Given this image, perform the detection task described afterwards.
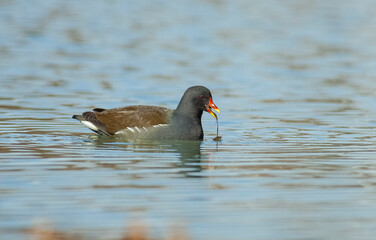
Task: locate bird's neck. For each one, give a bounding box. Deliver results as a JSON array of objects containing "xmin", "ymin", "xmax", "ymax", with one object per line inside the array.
[
  {"xmin": 173, "ymin": 110, "xmax": 202, "ymax": 126},
  {"xmin": 171, "ymin": 109, "xmax": 203, "ymax": 140},
  {"xmin": 171, "ymin": 100, "xmax": 204, "ymax": 140},
  {"xmin": 174, "ymin": 102, "xmax": 203, "ymax": 125}
]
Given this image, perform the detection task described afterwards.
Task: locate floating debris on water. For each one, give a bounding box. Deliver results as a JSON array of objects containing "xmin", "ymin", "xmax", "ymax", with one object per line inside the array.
[{"xmin": 212, "ymin": 112, "xmax": 222, "ymax": 142}]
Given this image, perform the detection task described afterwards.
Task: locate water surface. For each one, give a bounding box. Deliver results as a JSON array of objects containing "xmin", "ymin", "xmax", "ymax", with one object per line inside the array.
[{"xmin": 1, "ymin": 0, "xmax": 376, "ymax": 239}]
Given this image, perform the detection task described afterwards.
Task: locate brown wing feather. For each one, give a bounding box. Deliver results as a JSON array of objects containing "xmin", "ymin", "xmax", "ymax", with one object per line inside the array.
[
  {"xmin": 72, "ymin": 112, "xmax": 110, "ymax": 135},
  {"xmin": 82, "ymin": 111, "xmax": 110, "ymax": 135},
  {"xmin": 93, "ymin": 105, "xmax": 173, "ymax": 135}
]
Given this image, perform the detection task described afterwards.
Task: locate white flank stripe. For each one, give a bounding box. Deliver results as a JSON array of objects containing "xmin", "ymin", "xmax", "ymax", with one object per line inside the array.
[
  {"xmin": 114, "ymin": 130, "xmax": 126, "ymax": 135},
  {"xmin": 153, "ymin": 124, "xmax": 168, "ymax": 128},
  {"xmin": 81, "ymin": 121, "xmax": 98, "ymax": 131},
  {"xmin": 127, "ymin": 127, "xmax": 135, "ymax": 133},
  {"xmin": 115, "ymin": 124, "xmax": 169, "ymax": 135}
]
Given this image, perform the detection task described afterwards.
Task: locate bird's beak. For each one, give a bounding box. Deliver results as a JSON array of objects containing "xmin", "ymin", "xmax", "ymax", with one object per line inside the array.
[{"xmin": 206, "ymin": 97, "xmax": 220, "ymax": 119}]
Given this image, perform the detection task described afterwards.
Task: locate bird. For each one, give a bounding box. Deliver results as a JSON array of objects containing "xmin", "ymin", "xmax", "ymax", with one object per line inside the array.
[{"xmin": 72, "ymin": 86, "xmax": 220, "ymax": 140}]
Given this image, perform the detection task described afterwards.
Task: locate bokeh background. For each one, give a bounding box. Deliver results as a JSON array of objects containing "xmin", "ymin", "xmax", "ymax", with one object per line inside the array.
[{"xmin": 1, "ymin": 0, "xmax": 376, "ymax": 239}]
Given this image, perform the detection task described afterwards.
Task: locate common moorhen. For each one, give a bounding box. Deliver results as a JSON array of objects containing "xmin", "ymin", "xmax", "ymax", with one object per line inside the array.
[{"xmin": 72, "ymin": 86, "xmax": 220, "ymax": 140}]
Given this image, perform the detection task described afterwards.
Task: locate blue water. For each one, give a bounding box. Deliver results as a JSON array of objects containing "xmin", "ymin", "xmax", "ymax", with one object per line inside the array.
[{"xmin": 1, "ymin": 0, "xmax": 376, "ymax": 239}]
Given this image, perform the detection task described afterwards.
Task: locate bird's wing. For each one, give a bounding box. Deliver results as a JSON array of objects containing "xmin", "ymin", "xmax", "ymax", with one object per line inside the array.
[{"xmin": 93, "ymin": 105, "xmax": 173, "ymax": 135}]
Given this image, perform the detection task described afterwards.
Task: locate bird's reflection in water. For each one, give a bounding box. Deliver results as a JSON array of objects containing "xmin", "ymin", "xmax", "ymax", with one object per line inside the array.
[
  {"xmin": 170, "ymin": 140, "xmax": 203, "ymax": 176},
  {"xmin": 87, "ymin": 135, "xmax": 204, "ymax": 176}
]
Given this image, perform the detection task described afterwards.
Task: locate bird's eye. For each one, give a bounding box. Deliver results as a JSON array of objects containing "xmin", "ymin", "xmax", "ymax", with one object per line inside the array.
[{"xmin": 200, "ymin": 95, "xmax": 204, "ymax": 100}]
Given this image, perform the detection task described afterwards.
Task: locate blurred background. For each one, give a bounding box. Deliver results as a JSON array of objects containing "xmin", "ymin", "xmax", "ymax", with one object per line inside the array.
[{"xmin": 1, "ymin": 0, "xmax": 376, "ymax": 239}]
